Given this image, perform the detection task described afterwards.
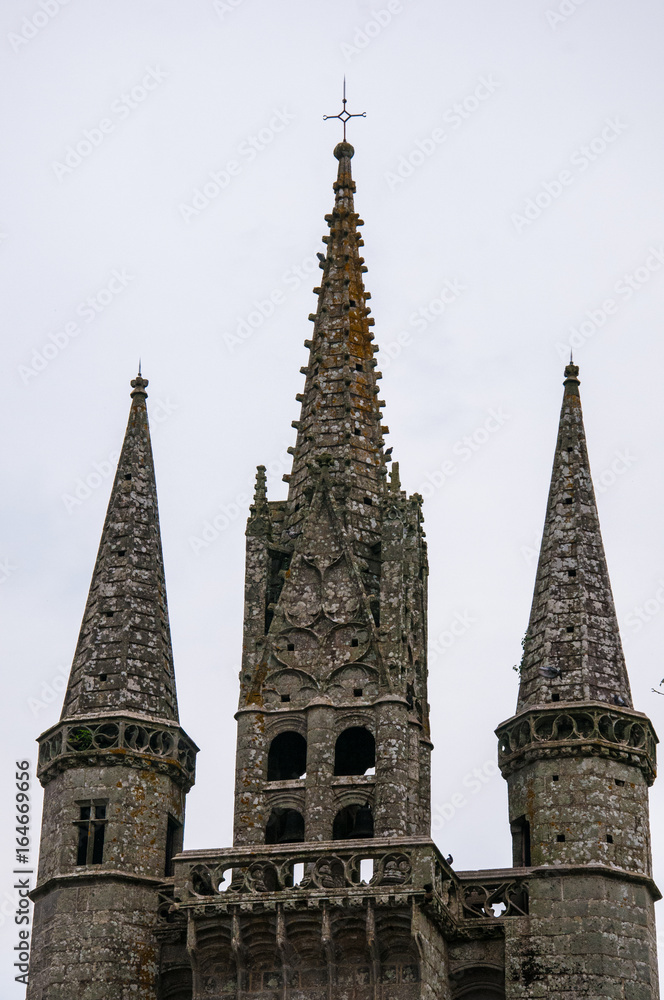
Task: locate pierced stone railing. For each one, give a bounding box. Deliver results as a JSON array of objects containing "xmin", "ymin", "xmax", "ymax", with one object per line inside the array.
[
  {"xmin": 457, "ymin": 873, "xmax": 529, "ymax": 919},
  {"xmin": 496, "ymin": 703, "xmax": 657, "ymax": 784},
  {"xmin": 172, "ymin": 839, "xmax": 529, "ymax": 926},
  {"xmin": 37, "ymin": 715, "xmax": 197, "ymax": 789}
]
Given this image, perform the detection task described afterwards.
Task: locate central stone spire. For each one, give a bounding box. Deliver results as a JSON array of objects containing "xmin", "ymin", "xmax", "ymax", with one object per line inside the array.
[{"xmin": 282, "ymin": 142, "xmax": 387, "ymax": 554}]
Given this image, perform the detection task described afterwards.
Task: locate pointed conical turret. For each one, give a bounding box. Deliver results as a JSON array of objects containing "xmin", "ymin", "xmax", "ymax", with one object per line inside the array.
[
  {"xmin": 61, "ymin": 373, "xmax": 178, "ymax": 722},
  {"xmin": 517, "ymin": 363, "xmax": 632, "ymax": 710},
  {"xmin": 282, "ymin": 141, "xmax": 386, "ymax": 547}
]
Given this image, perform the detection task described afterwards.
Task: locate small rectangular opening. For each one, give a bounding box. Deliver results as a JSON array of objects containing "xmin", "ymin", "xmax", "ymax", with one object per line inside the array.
[
  {"xmin": 117, "ymin": 550, "xmax": 125, "ymax": 557},
  {"xmin": 351, "ymin": 638, "xmax": 359, "ymax": 647},
  {"xmin": 552, "ymin": 694, "xmax": 560, "ymax": 702},
  {"xmin": 364, "ymin": 497, "xmax": 372, "ymax": 505},
  {"xmin": 76, "ymin": 801, "xmax": 107, "ymax": 866},
  {"xmin": 353, "ymin": 688, "xmax": 363, "ymax": 697},
  {"xmin": 287, "ymin": 643, "xmax": 295, "ymax": 651},
  {"xmin": 606, "ymin": 834, "xmax": 613, "ymax": 844},
  {"xmin": 281, "ymin": 694, "xmax": 291, "ymax": 703},
  {"xmin": 552, "ymin": 775, "xmax": 559, "ymax": 782},
  {"xmin": 566, "ymin": 626, "xmax": 574, "ymax": 633},
  {"xmin": 165, "ymin": 816, "xmax": 183, "ymax": 877},
  {"xmin": 510, "ymin": 815, "xmax": 531, "ymax": 867},
  {"xmin": 292, "ymin": 862, "xmax": 305, "ymax": 886},
  {"xmin": 615, "ymin": 778, "xmax": 625, "ymax": 787},
  {"xmin": 99, "ymin": 674, "xmax": 107, "ymax": 682},
  {"xmin": 354, "ymin": 427, "xmax": 361, "ymax": 435},
  {"xmin": 105, "ymin": 611, "xmax": 114, "ymax": 618},
  {"xmin": 556, "ymin": 834, "xmax": 566, "ymax": 843},
  {"xmin": 124, "ymin": 473, "xmax": 132, "ymax": 481},
  {"xmin": 564, "ymin": 498, "xmax": 573, "ymax": 505},
  {"xmin": 359, "ymin": 858, "xmax": 374, "ymax": 883},
  {"xmin": 568, "ymin": 569, "xmax": 576, "ymax": 577},
  {"xmin": 355, "ymin": 364, "xmax": 363, "ymax": 372}
]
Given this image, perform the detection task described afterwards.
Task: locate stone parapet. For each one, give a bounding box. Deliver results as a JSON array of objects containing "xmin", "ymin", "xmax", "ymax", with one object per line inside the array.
[
  {"xmin": 36, "ymin": 712, "xmax": 198, "ymax": 790},
  {"xmin": 496, "ymin": 702, "xmax": 657, "ymax": 784},
  {"xmin": 172, "ymin": 839, "xmax": 531, "ymax": 931}
]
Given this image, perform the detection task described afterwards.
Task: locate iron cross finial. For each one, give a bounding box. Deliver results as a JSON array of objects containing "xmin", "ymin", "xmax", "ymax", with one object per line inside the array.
[{"xmin": 323, "ymin": 78, "xmax": 366, "ymax": 141}]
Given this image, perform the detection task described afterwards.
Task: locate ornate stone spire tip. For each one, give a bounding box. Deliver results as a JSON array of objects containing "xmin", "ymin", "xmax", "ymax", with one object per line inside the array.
[
  {"xmin": 130, "ymin": 372, "xmax": 149, "ymax": 399},
  {"xmin": 563, "ymin": 362, "xmax": 580, "ymax": 394},
  {"xmin": 334, "ymin": 141, "xmax": 355, "ymax": 160}
]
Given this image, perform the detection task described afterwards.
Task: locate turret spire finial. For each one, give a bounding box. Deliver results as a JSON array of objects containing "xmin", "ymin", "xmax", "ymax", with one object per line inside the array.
[
  {"xmin": 130, "ymin": 370, "xmax": 149, "ymax": 399},
  {"xmin": 323, "ymin": 77, "xmax": 366, "ymax": 142}
]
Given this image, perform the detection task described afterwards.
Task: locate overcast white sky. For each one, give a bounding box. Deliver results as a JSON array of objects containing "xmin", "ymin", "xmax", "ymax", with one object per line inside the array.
[{"xmin": 2, "ymin": 0, "xmax": 664, "ymax": 992}]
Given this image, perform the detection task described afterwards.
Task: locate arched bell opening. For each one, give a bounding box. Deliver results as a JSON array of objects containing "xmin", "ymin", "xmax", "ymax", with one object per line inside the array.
[
  {"xmin": 333, "ymin": 803, "xmax": 374, "ymax": 840},
  {"xmin": 265, "ymin": 807, "xmax": 305, "ymax": 845},
  {"xmin": 334, "ymin": 726, "xmax": 375, "ymax": 776},
  {"xmin": 266, "ymin": 731, "xmax": 307, "ymax": 781},
  {"xmin": 449, "ymin": 964, "xmax": 505, "ymax": 999}
]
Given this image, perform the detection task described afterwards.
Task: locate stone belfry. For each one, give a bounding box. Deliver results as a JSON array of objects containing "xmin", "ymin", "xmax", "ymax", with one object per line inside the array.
[
  {"xmin": 28, "ymin": 375, "xmax": 197, "ymax": 1000},
  {"xmin": 233, "ymin": 139, "xmax": 431, "ymax": 849}
]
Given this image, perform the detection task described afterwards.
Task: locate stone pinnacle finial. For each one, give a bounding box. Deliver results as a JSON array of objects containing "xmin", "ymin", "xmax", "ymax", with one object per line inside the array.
[
  {"xmin": 390, "ymin": 462, "xmax": 401, "ymax": 494},
  {"xmin": 253, "ymin": 465, "xmax": 267, "ymax": 505},
  {"xmin": 563, "ymin": 361, "xmax": 580, "ymax": 396},
  {"xmin": 130, "ymin": 372, "xmax": 149, "ymax": 399},
  {"xmin": 334, "ymin": 141, "xmax": 355, "ymax": 160}
]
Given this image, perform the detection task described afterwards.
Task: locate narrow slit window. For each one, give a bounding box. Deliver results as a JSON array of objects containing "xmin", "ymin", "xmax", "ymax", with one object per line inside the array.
[
  {"xmin": 510, "ymin": 815, "xmax": 531, "ymax": 867},
  {"xmin": 606, "ymin": 834, "xmax": 613, "ymax": 844},
  {"xmin": 75, "ymin": 802, "xmax": 107, "ymax": 866},
  {"xmin": 351, "ymin": 638, "xmax": 359, "ymax": 647},
  {"xmin": 165, "ymin": 816, "xmax": 183, "ymax": 876}
]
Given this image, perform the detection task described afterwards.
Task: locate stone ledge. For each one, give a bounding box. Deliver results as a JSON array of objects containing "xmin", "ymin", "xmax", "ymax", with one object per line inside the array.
[{"xmin": 30, "ymin": 868, "xmax": 168, "ymax": 902}]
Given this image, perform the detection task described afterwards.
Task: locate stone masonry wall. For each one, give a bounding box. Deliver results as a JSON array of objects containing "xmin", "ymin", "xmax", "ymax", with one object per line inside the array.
[
  {"xmin": 507, "ymin": 756, "xmax": 652, "ymax": 874},
  {"xmin": 503, "ymin": 873, "xmax": 660, "ymax": 999}
]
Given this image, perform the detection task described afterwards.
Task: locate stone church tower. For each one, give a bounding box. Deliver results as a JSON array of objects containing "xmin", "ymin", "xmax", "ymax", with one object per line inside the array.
[{"xmin": 27, "ymin": 142, "xmax": 659, "ymax": 998}]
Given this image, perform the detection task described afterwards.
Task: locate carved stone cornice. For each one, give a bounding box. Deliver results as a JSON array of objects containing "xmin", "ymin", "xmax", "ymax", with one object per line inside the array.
[
  {"xmin": 495, "ymin": 702, "xmax": 657, "ymax": 785},
  {"xmin": 36, "ymin": 715, "xmax": 198, "ymax": 790}
]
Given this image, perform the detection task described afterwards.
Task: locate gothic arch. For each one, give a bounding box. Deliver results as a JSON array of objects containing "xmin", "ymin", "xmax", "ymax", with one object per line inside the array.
[
  {"xmin": 334, "ymin": 726, "xmax": 375, "ymax": 776},
  {"xmin": 450, "ymin": 964, "xmax": 505, "ymax": 999},
  {"xmin": 266, "ymin": 730, "xmax": 307, "ymax": 781}
]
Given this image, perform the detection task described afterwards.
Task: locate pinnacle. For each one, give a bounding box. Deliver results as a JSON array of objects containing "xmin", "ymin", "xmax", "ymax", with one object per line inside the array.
[
  {"xmin": 517, "ymin": 364, "xmax": 632, "ymax": 710},
  {"xmin": 61, "ymin": 374, "xmax": 179, "ymax": 723}
]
